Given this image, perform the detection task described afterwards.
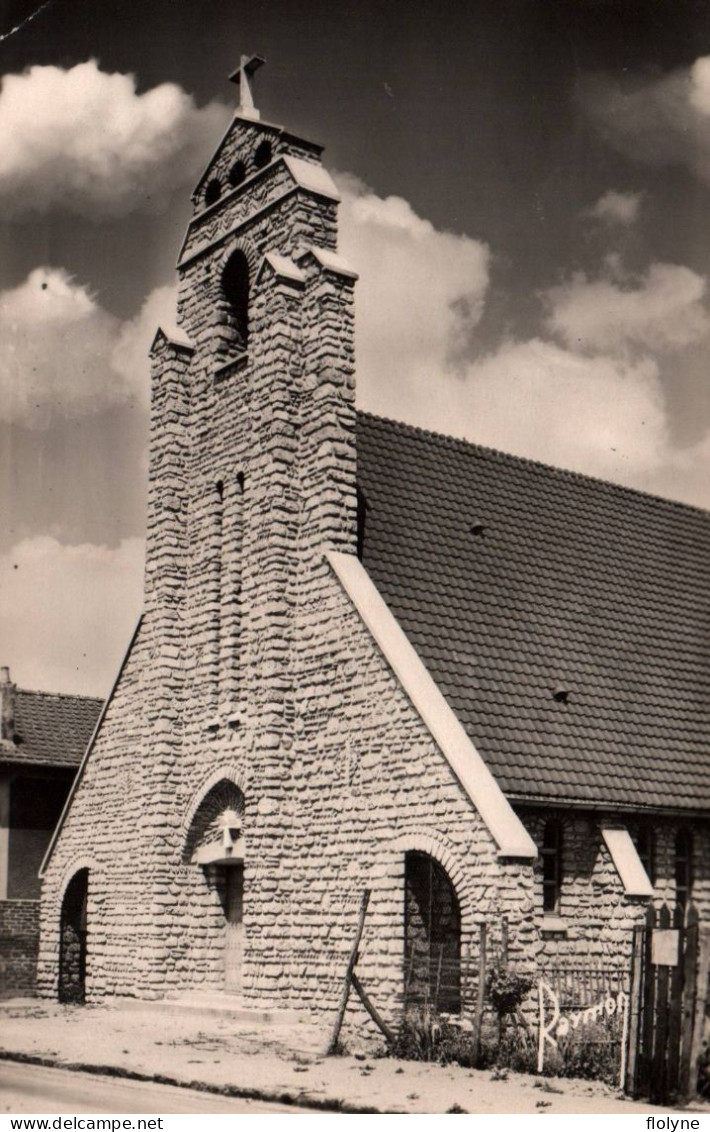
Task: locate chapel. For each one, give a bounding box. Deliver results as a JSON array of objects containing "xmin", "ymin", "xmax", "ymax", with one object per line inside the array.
[{"xmin": 37, "ymin": 60, "xmax": 710, "ymax": 1030}]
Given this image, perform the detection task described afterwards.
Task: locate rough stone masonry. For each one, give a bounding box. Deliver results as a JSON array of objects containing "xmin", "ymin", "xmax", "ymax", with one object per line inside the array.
[{"xmin": 36, "ymin": 61, "xmax": 709, "ymax": 1040}]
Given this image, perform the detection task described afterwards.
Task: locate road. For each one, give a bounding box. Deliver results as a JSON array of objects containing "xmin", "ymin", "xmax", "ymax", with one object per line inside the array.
[{"xmin": 0, "ymin": 1061, "xmax": 312, "ymax": 1114}]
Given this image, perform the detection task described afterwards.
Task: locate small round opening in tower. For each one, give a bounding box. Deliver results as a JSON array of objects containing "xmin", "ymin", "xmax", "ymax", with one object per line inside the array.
[
  {"xmin": 253, "ymin": 140, "xmax": 272, "ymax": 170},
  {"xmin": 205, "ymin": 178, "xmax": 222, "ymax": 207},
  {"xmin": 228, "ymin": 159, "xmax": 247, "ymax": 188}
]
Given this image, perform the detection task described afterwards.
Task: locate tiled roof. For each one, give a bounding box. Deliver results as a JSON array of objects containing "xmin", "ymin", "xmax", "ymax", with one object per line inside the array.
[
  {"xmin": 6, "ymin": 689, "xmax": 103, "ymax": 768},
  {"xmin": 356, "ymin": 412, "xmax": 710, "ymax": 812}
]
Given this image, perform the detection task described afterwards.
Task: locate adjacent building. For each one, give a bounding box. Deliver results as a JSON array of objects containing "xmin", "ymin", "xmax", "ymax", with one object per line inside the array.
[{"xmin": 0, "ymin": 667, "xmax": 101, "ymax": 996}]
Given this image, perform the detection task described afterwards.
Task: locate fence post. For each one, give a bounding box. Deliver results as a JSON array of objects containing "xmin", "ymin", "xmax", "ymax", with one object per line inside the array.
[
  {"xmin": 537, "ymin": 979, "xmax": 546, "ymax": 1074},
  {"xmin": 327, "ymin": 888, "xmax": 371, "ymax": 1055},
  {"xmin": 434, "ymin": 944, "xmax": 444, "ymax": 1008},
  {"xmin": 688, "ymin": 923, "xmax": 710, "ymax": 1102},
  {"xmin": 639, "ymin": 903, "xmax": 656, "ymax": 1099},
  {"xmin": 651, "ymin": 904, "xmax": 672, "ymax": 1104},
  {"xmin": 403, "ymin": 943, "xmax": 414, "ymax": 1013},
  {"xmin": 472, "ymin": 922, "xmax": 487, "ymax": 1065},
  {"xmin": 679, "ymin": 904, "xmax": 699, "ymax": 1101},
  {"xmin": 626, "ymin": 925, "xmax": 644, "ymax": 1096},
  {"xmin": 666, "ymin": 904, "xmax": 685, "ymax": 1098},
  {"xmin": 619, "ymin": 983, "xmax": 630, "ymax": 1090}
]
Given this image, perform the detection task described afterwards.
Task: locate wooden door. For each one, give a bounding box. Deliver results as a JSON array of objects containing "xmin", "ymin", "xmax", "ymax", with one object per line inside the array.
[{"xmin": 223, "ymin": 864, "xmax": 244, "ymax": 994}]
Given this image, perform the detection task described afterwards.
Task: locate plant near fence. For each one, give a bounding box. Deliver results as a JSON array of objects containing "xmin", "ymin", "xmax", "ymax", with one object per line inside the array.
[
  {"xmin": 393, "ymin": 1005, "xmax": 479, "ymax": 1067},
  {"xmin": 551, "ymin": 1017, "xmax": 624, "ymax": 1085},
  {"xmin": 392, "ymin": 930, "xmax": 629, "ymax": 1087},
  {"xmin": 536, "ymin": 966, "xmax": 630, "ymax": 1087},
  {"xmin": 394, "ymin": 921, "xmax": 537, "ymax": 1069},
  {"xmin": 486, "ymin": 966, "xmax": 534, "ymax": 1015}
]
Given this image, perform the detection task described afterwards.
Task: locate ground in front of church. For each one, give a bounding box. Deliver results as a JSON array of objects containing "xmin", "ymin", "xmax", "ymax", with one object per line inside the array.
[{"xmin": 0, "ymin": 999, "xmax": 691, "ymax": 1114}]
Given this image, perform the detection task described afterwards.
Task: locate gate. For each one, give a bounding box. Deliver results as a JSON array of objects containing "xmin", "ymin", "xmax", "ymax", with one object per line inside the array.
[{"xmin": 626, "ymin": 903, "xmax": 699, "ymax": 1105}]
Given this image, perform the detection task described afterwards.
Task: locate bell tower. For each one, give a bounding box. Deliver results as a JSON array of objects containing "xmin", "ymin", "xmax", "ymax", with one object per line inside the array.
[{"xmin": 146, "ymin": 57, "xmax": 359, "ymax": 748}]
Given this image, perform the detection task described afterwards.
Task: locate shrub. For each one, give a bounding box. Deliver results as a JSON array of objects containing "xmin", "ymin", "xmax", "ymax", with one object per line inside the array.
[
  {"xmin": 394, "ymin": 1006, "xmax": 477, "ymax": 1065},
  {"xmin": 486, "ymin": 966, "xmax": 534, "ymax": 1016},
  {"xmin": 392, "ymin": 978, "xmax": 622, "ymax": 1088}
]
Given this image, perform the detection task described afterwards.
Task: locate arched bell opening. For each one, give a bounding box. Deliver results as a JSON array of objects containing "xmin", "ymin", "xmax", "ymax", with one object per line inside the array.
[
  {"xmin": 58, "ymin": 868, "xmax": 89, "ymax": 1004},
  {"xmin": 404, "ymin": 851, "xmax": 461, "ymax": 1014},
  {"xmin": 221, "ymin": 249, "xmax": 250, "ymax": 353}
]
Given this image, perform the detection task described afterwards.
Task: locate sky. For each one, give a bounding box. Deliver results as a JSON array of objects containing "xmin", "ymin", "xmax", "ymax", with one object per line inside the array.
[{"xmin": 1, "ymin": 0, "xmax": 710, "ymax": 696}]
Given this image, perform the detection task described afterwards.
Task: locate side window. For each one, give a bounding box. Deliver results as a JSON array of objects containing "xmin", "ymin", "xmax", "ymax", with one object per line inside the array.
[
  {"xmin": 541, "ymin": 820, "xmax": 563, "ymax": 914},
  {"xmin": 675, "ymin": 828, "xmax": 693, "ymax": 912},
  {"xmin": 635, "ymin": 824, "xmax": 656, "ymax": 886}
]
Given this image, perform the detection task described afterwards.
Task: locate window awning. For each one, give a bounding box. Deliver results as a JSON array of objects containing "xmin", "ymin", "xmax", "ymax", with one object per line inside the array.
[{"xmin": 601, "ymin": 827, "xmax": 655, "ymax": 897}]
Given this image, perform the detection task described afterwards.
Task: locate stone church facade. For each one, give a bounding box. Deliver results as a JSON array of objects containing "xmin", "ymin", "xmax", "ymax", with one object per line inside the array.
[{"xmin": 37, "ymin": 61, "xmax": 710, "ymax": 1030}]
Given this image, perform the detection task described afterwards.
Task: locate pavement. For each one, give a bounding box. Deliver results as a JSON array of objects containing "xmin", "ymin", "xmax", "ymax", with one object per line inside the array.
[
  {"xmin": 0, "ymin": 1061, "xmax": 310, "ymax": 1114},
  {"xmin": 0, "ymin": 997, "xmax": 692, "ymax": 1115}
]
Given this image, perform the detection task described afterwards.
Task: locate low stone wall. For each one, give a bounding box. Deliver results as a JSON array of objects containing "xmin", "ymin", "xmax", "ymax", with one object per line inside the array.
[{"xmin": 0, "ymin": 899, "xmax": 40, "ymax": 998}]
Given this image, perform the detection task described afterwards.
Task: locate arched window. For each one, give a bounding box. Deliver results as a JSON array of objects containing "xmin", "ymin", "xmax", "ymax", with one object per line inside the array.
[
  {"xmin": 204, "ymin": 178, "xmax": 222, "ymax": 207},
  {"xmin": 675, "ymin": 829, "xmax": 693, "ymax": 912},
  {"xmin": 404, "ymin": 851, "xmax": 461, "ymax": 1013},
  {"xmin": 58, "ymin": 869, "xmax": 89, "ymax": 1004},
  {"xmin": 541, "ymin": 821, "xmax": 563, "ymax": 914},
  {"xmin": 228, "ymin": 159, "xmax": 247, "ymax": 188},
  {"xmin": 222, "ymin": 250, "xmax": 250, "ymax": 352},
  {"xmin": 253, "ymin": 139, "xmax": 272, "ymax": 169}
]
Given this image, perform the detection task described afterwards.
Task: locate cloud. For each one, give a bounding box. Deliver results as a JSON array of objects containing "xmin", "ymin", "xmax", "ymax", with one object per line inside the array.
[
  {"xmin": 0, "ymin": 267, "xmax": 178, "ymax": 427},
  {"xmin": 336, "ymin": 177, "xmax": 710, "ymax": 504},
  {"xmin": 360, "ymin": 333, "xmax": 667, "ymax": 487},
  {"xmin": 587, "ymin": 190, "xmax": 642, "ymax": 225},
  {"xmin": 544, "ymin": 262, "xmax": 710, "ymax": 355},
  {"xmin": 457, "ymin": 340, "xmax": 668, "ymax": 483},
  {"xmin": 0, "ymin": 60, "xmax": 230, "ymax": 216},
  {"xmin": 337, "ymin": 175, "xmax": 490, "ymax": 400},
  {"xmin": 580, "ymin": 56, "xmax": 710, "ymax": 185},
  {"xmin": 0, "ymin": 536, "xmax": 144, "ymax": 696},
  {"xmin": 111, "ymin": 283, "xmax": 180, "ymax": 403}
]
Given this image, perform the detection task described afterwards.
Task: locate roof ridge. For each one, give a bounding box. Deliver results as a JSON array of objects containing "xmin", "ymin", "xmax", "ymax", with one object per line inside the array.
[
  {"xmin": 355, "ymin": 409, "xmax": 710, "ymax": 520},
  {"xmin": 15, "ymin": 687, "xmax": 104, "ymax": 704}
]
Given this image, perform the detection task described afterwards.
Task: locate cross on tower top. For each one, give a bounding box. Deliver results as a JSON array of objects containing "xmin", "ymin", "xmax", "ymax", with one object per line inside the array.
[{"xmin": 229, "ymin": 54, "xmax": 265, "ymax": 121}]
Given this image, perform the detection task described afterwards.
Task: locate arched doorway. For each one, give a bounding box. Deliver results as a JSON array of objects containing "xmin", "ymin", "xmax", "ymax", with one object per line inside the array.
[
  {"xmin": 404, "ymin": 851, "xmax": 461, "ymax": 1013},
  {"xmin": 184, "ymin": 780, "xmax": 245, "ymax": 993},
  {"xmin": 58, "ymin": 869, "xmax": 88, "ymax": 1004}
]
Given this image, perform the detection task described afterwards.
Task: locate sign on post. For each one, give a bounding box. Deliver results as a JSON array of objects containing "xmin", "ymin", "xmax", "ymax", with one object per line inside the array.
[{"xmin": 651, "ymin": 929, "xmax": 679, "ymax": 967}]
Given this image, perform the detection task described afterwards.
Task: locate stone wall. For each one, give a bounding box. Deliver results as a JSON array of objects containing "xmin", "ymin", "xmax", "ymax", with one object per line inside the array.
[
  {"xmin": 0, "ymin": 899, "xmax": 40, "ymax": 998},
  {"xmin": 520, "ymin": 808, "xmax": 710, "ymax": 970}
]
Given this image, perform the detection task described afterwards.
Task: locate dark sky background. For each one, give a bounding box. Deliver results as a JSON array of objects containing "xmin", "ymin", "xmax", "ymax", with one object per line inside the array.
[
  {"xmin": 1, "ymin": 0, "xmax": 710, "ymax": 692},
  {"xmin": 1, "ymin": 0, "xmax": 709, "ymax": 318}
]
